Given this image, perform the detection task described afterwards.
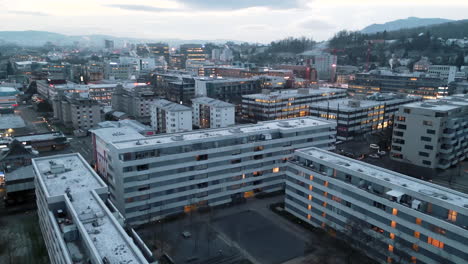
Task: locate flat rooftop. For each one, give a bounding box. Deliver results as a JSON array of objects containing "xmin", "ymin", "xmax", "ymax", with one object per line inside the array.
[
  {"xmin": 0, "ymin": 115, "xmax": 26, "ymax": 129},
  {"xmin": 109, "ymin": 117, "xmax": 334, "ymax": 150},
  {"xmin": 14, "ymin": 132, "xmax": 66, "ymax": 142},
  {"xmin": 243, "ymin": 88, "xmax": 345, "ymax": 100},
  {"xmin": 311, "ymin": 96, "xmax": 419, "ymax": 111},
  {"xmin": 402, "ymin": 95, "xmax": 468, "ymax": 112},
  {"xmin": 296, "ymin": 147, "xmax": 468, "ymax": 210},
  {"xmin": 33, "ymin": 153, "xmax": 105, "ymax": 197},
  {"xmin": 195, "ymin": 77, "xmax": 257, "ymax": 83},
  {"xmin": 153, "ymin": 99, "xmax": 192, "ymax": 112},
  {"xmin": 33, "ymin": 153, "xmax": 148, "ymax": 264},
  {"xmin": 192, "ymin": 97, "xmax": 234, "ymax": 108}
]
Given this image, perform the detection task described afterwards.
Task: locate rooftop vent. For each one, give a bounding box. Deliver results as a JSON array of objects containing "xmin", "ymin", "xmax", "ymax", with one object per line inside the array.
[
  {"xmin": 348, "ymin": 100, "xmax": 361, "ymax": 108},
  {"xmin": 50, "ymin": 162, "xmax": 66, "ymax": 174},
  {"xmin": 278, "ymin": 121, "xmax": 291, "ymax": 128},
  {"xmin": 229, "ymin": 127, "xmax": 242, "ymax": 134}
]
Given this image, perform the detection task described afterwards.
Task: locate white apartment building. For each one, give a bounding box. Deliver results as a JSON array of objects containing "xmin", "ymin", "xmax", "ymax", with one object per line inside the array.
[
  {"xmin": 310, "ymin": 94, "xmax": 422, "ymax": 141},
  {"xmin": 33, "ymin": 153, "xmax": 153, "ymax": 264},
  {"xmin": 192, "ymin": 97, "xmax": 235, "ymax": 129},
  {"xmin": 91, "ymin": 117, "xmax": 336, "ymax": 224},
  {"xmin": 428, "ymin": 65, "xmax": 457, "ymax": 84},
  {"xmin": 150, "ymin": 99, "xmax": 192, "ymax": 133},
  {"xmin": 286, "ymin": 147, "xmax": 468, "ymax": 264},
  {"xmin": 391, "ymin": 95, "xmax": 468, "ymax": 169},
  {"xmin": 242, "ymin": 88, "xmax": 347, "ymax": 122}
]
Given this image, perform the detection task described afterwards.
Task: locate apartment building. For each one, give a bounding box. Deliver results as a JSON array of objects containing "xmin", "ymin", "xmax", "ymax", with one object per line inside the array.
[
  {"xmin": 151, "ymin": 99, "xmax": 192, "ymax": 133},
  {"xmin": 36, "ymin": 79, "xmax": 79, "ymax": 102},
  {"xmin": 152, "ymin": 71, "xmax": 196, "ymax": 105},
  {"xmin": 428, "ymin": 65, "xmax": 457, "ymax": 84},
  {"xmin": 52, "ymin": 93, "xmax": 102, "ymax": 131},
  {"xmin": 192, "ymin": 97, "xmax": 235, "ymax": 129},
  {"xmin": 391, "ymin": 95, "xmax": 468, "ymax": 169},
  {"xmin": 285, "ymin": 147, "xmax": 468, "ymax": 264},
  {"xmin": 309, "ymin": 94, "xmax": 422, "ymax": 141},
  {"xmin": 88, "ymin": 83, "xmax": 117, "ymax": 106},
  {"xmin": 180, "ymin": 44, "xmax": 205, "ymax": 66},
  {"xmin": 91, "ymin": 117, "xmax": 336, "ymax": 224},
  {"xmin": 349, "ymin": 71, "xmax": 450, "ymax": 99},
  {"xmin": 194, "ymin": 77, "xmax": 261, "ymax": 104},
  {"xmin": 33, "ymin": 153, "xmax": 153, "ymax": 264},
  {"xmin": 111, "ymin": 84, "xmax": 157, "ymax": 124},
  {"xmin": 242, "ymin": 88, "xmax": 347, "ymax": 122}
]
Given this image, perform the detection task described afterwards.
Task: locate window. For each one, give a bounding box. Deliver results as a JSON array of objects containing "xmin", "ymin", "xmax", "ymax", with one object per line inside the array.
[
  {"xmin": 390, "ymin": 221, "xmax": 397, "ymax": 228},
  {"xmin": 396, "ymin": 116, "xmax": 406, "ymax": 122},
  {"xmin": 272, "ymin": 167, "xmax": 280, "ymax": 173},
  {"xmin": 448, "ymin": 210, "xmax": 457, "ymax": 222},
  {"xmin": 136, "ymin": 164, "xmax": 149, "ymax": 171},
  {"xmin": 392, "ymin": 208, "xmax": 398, "ymax": 215},
  {"xmin": 423, "ymin": 120, "xmax": 433, "ymax": 126},
  {"xmin": 422, "ymin": 160, "xmax": 431, "ymax": 166},
  {"xmin": 388, "ymin": 245, "xmax": 394, "ymax": 252},
  {"xmin": 427, "ymin": 237, "xmax": 444, "ymax": 248},
  {"xmin": 389, "ymin": 233, "xmax": 395, "ymax": 240},
  {"xmin": 196, "ymin": 154, "xmax": 208, "ymax": 161},
  {"xmin": 404, "ymin": 108, "xmax": 411, "ymax": 114},
  {"xmin": 419, "ymin": 152, "xmax": 429, "ymax": 157},
  {"xmin": 324, "ymin": 181, "xmax": 329, "ymax": 187},
  {"xmin": 373, "ymin": 201, "xmax": 386, "ymax": 210},
  {"xmin": 415, "ymin": 218, "xmax": 422, "ymax": 225},
  {"xmin": 254, "ymin": 146, "xmax": 264, "ymax": 152},
  {"xmin": 421, "ymin": 136, "xmax": 431, "ymax": 142},
  {"xmin": 424, "ymin": 145, "xmax": 433, "ymax": 150},
  {"xmin": 414, "ymin": 231, "xmax": 420, "ymax": 239},
  {"xmin": 427, "ymin": 129, "xmax": 435, "ymax": 134},
  {"xmin": 412, "ymin": 244, "xmax": 419, "ymax": 251}
]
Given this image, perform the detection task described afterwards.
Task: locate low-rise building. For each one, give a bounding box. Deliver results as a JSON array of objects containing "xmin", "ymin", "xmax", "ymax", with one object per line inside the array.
[
  {"xmin": 428, "ymin": 65, "xmax": 457, "ymax": 84},
  {"xmin": 151, "ymin": 99, "xmax": 192, "ymax": 133},
  {"xmin": 310, "ymin": 94, "xmax": 422, "ymax": 141},
  {"xmin": 242, "ymin": 88, "xmax": 347, "ymax": 122},
  {"xmin": 286, "ymin": 147, "xmax": 468, "ymax": 264},
  {"xmin": 194, "ymin": 77, "xmax": 261, "ymax": 104},
  {"xmin": 33, "ymin": 153, "xmax": 154, "ymax": 264},
  {"xmin": 92, "ymin": 117, "xmax": 336, "ymax": 224},
  {"xmin": 14, "ymin": 132, "xmax": 68, "ymax": 152},
  {"xmin": 192, "ymin": 97, "xmax": 235, "ymax": 129},
  {"xmin": 391, "ymin": 95, "xmax": 468, "ymax": 169}
]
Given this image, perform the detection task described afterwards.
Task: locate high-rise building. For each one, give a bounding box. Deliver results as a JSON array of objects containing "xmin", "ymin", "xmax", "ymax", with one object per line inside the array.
[
  {"xmin": 285, "ymin": 147, "xmax": 468, "ymax": 264},
  {"xmin": 391, "ymin": 95, "xmax": 468, "ymax": 169},
  {"xmin": 33, "ymin": 153, "xmax": 154, "ymax": 264},
  {"xmin": 92, "ymin": 117, "xmax": 336, "ymax": 224},
  {"xmin": 241, "ymin": 88, "xmax": 347, "ymax": 122},
  {"xmin": 300, "ymin": 52, "xmax": 337, "ymax": 81},
  {"xmin": 151, "ymin": 99, "xmax": 193, "ymax": 133},
  {"xmin": 146, "ymin": 43, "xmax": 170, "ymax": 63},
  {"xmin": 52, "ymin": 93, "xmax": 102, "ymax": 131},
  {"xmin": 180, "ymin": 44, "xmax": 205, "ymax": 67},
  {"xmin": 192, "ymin": 97, "xmax": 235, "ymax": 129}
]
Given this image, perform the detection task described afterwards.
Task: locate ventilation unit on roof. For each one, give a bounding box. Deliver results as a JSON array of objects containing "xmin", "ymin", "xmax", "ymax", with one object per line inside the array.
[
  {"xmin": 278, "ymin": 121, "xmax": 291, "ymax": 128},
  {"xmin": 229, "ymin": 127, "xmax": 242, "ymax": 134},
  {"xmin": 171, "ymin": 135, "xmax": 184, "ymax": 141}
]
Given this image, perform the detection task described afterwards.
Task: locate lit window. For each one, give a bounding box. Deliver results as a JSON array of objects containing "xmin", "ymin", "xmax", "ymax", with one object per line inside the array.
[
  {"xmin": 427, "ymin": 237, "xmax": 444, "ymax": 249},
  {"xmin": 391, "ymin": 221, "xmax": 397, "ymax": 228},
  {"xmin": 389, "ymin": 233, "xmax": 395, "ymax": 240},
  {"xmin": 387, "ymin": 257, "xmax": 392, "ymax": 263},
  {"xmin": 322, "ymin": 212, "xmax": 326, "ymax": 217},
  {"xmin": 272, "ymin": 167, "xmax": 280, "ymax": 173},
  {"xmin": 308, "ymin": 195, "xmax": 312, "ymax": 200},
  {"xmin": 448, "ymin": 210, "xmax": 457, "ymax": 222},
  {"xmin": 392, "ymin": 208, "xmax": 398, "ymax": 215},
  {"xmin": 388, "ymin": 245, "xmax": 394, "ymax": 252},
  {"xmin": 322, "ymin": 202, "xmax": 327, "ymax": 207},
  {"xmin": 309, "ymin": 185, "xmax": 313, "ymax": 191},
  {"xmin": 411, "ymin": 257, "xmax": 417, "ymax": 264},
  {"xmin": 323, "ymin": 192, "xmax": 328, "ymax": 197},
  {"xmin": 308, "ymin": 204, "xmax": 312, "ymax": 210},
  {"xmin": 307, "ymin": 214, "xmax": 311, "ymax": 220},
  {"xmin": 324, "ymin": 181, "xmax": 329, "ymax": 187},
  {"xmin": 414, "ymin": 231, "xmax": 420, "ymax": 239},
  {"xmin": 309, "ymin": 175, "xmax": 314, "ymax": 181},
  {"xmin": 415, "ymin": 218, "xmax": 422, "ymax": 225},
  {"xmin": 412, "ymin": 244, "xmax": 419, "ymax": 251}
]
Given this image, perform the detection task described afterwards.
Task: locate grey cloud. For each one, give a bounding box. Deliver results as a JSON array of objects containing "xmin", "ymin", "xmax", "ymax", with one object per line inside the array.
[
  {"xmin": 299, "ymin": 18, "xmax": 335, "ymax": 31},
  {"xmin": 9, "ymin": 10, "xmax": 50, "ymax": 16},
  {"xmin": 177, "ymin": 0, "xmax": 302, "ymax": 10},
  {"xmin": 105, "ymin": 4, "xmax": 176, "ymax": 13}
]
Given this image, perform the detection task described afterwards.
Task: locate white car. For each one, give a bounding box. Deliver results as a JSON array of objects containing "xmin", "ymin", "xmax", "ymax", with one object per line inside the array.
[
  {"xmin": 377, "ymin": 151, "xmax": 386, "ymax": 156},
  {"xmin": 369, "ymin": 154, "xmax": 380, "ymax": 159},
  {"xmin": 369, "ymin": 144, "xmax": 379, "ymax": 150}
]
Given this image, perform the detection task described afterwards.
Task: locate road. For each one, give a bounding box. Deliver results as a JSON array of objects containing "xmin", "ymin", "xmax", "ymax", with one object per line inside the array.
[{"xmin": 14, "ymin": 105, "xmax": 51, "ymax": 135}]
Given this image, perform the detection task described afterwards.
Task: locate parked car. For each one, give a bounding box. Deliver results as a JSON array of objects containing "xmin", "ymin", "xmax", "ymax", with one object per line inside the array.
[
  {"xmin": 377, "ymin": 151, "xmax": 386, "ymax": 156},
  {"xmin": 369, "ymin": 154, "xmax": 380, "ymax": 159}
]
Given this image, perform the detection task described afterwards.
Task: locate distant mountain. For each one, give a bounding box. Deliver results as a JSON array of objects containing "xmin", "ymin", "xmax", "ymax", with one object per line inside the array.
[
  {"xmin": 361, "ymin": 17, "xmax": 454, "ymax": 34},
  {"xmin": 0, "ymin": 30, "xmax": 238, "ymax": 47}
]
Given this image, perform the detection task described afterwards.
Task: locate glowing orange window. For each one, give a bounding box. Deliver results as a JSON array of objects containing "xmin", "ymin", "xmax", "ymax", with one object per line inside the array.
[
  {"xmin": 391, "ymin": 221, "xmax": 397, "ymax": 228},
  {"xmin": 309, "ymin": 175, "xmax": 314, "ymax": 181},
  {"xmin": 323, "ymin": 192, "xmax": 328, "ymax": 197},
  {"xmin": 324, "ymin": 181, "xmax": 329, "ymax": 187},
  {"xmin": 412, "ymin": 244, "xmax": 419, "ymax": 251},
  {"xmin": 387, "ymin": 256, "xmax": 392, "ymax": 263},
  {"xmin": 415, "ymin": 218, "xmax": 422, "ymax": 225},
  {"xmin": 309, "ymin": 185, "xmax": 313, "ymax": 191},
  {"xmin": 411, "ymin": 257, "xmax": 417, "ymax": 264},
  {"xmin": 448, "ymin": 210, "xmax": 457, "ymax": 222},
  {"xmin": 308, "ymin": 194, "xmax": 312, "ymax": 200},
  {"xmin": 322, "ymin": 212, "xmax": 326, "ymax": 218},
  {"xmin": 322, "ymin": 202, "xmax": 327, "ymax": 207},
  {"xmin": 414, "ymin": 231, "xmax": 420, "ymax": 239},
  {"xmin": 308, "ymin": 204, "xmax": 312, "ymax": 210},
  {"xmin": 392, "ymin": 208, "xmax": 398, "ymax": 215},
  {"xmin": 388, "ymin": 245, "xmax": 394, "ymax": 252},
  {"xmin": 389, "ymin": 233, "xmax": 395, "ymax": 240},
  {"xmin": 272, "ymin": 167, "xmax": 280, "ymax": 173},
  {"xmin": 307, "ymin": 214, "xmax": 311, "ymax": 220},
  {"xmin": 427, "ymin": 237, "xmax": 444, "ymax": 249}
]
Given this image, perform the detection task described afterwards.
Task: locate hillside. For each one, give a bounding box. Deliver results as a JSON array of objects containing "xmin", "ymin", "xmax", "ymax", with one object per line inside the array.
[{"xmin": 361, "ymin": 17, "xmax": 453, "ymax": 34}]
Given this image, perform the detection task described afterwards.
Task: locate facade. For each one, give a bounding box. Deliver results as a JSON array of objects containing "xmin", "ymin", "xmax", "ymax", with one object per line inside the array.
[
  {"xmin": 111, "ymin": 84, "xmax": 157, "ymax": 124},
  {"xmin": 349, "ymin": 71, "xmax": 450, "ymax": 99},
  {"xmin": 309, "ymin": 94, "xmax": 422, "ymax": 141},
  {"xmin": 180, "ymin": 44, "xmax": 205, "ymax": 66},
  {"xmin": 391, "ymin": 95, "xmax": 468, "ymax": 169},
  {"xmin": 36, "ymin": 79, "xmax": 77, "ymax": 102},
  {"xmin": 152, "ymin": 71, "xmax": 196, "ymax": 105},
  {"xmin": 242, "ymin": 88, "xmax": 347, "ymax": 122},
  {"xmin": 87, "ymin": 83, "xmax": 117, "ymax": 106},
  {"xmin": 14, "ymin": 132, "xmax": 68, "ymax": 152},
  {"xmin": 33, "ymin": 153, "xmax": 153, "ymax": 264},
  {"xmin": 427, "ymin": 65, "xmax": 457, "ymax": 84},
  {"xmin": 194, "ymin": 77, "xmax": 261, "ymax": 104},
  {"xmin": 0, "ymin": 86, "xmax": 19, "ymax": 111},
  {"xmin": 53, "ymin": 93, "xmax": 102, "ymax": 131},
  {"xmin": 192, "ymin": 97, "xmax": 235, "ymax": 129},
  {"xmin": 300, "ymin": 52, "xmax": 337, "ymax": 81},
  {"xmin": 285, "ymin": 147, "xmax": 468, "ymax": 264},
  {"xmin": 150, "ymin": 99, "xmax": 193, "ymax": 133},
  {"xmin": 146, "ymin": 43, "xmax": 170, "ymax": 63},
  {"xmin": 92, "ymin": 117, "xmax": 336, "ymax": 224}
]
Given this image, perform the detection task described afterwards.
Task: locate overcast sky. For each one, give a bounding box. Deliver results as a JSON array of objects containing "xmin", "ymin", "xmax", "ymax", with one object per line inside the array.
[{"xmin": 1, "ymin": 0, "xmax": 467, "ymax": 43}]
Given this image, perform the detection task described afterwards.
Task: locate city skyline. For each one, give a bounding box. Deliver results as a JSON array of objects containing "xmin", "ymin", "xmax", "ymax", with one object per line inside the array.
[{"xmin": 1, "ymin": 0, "xmax": 468, "ymax": 43}]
